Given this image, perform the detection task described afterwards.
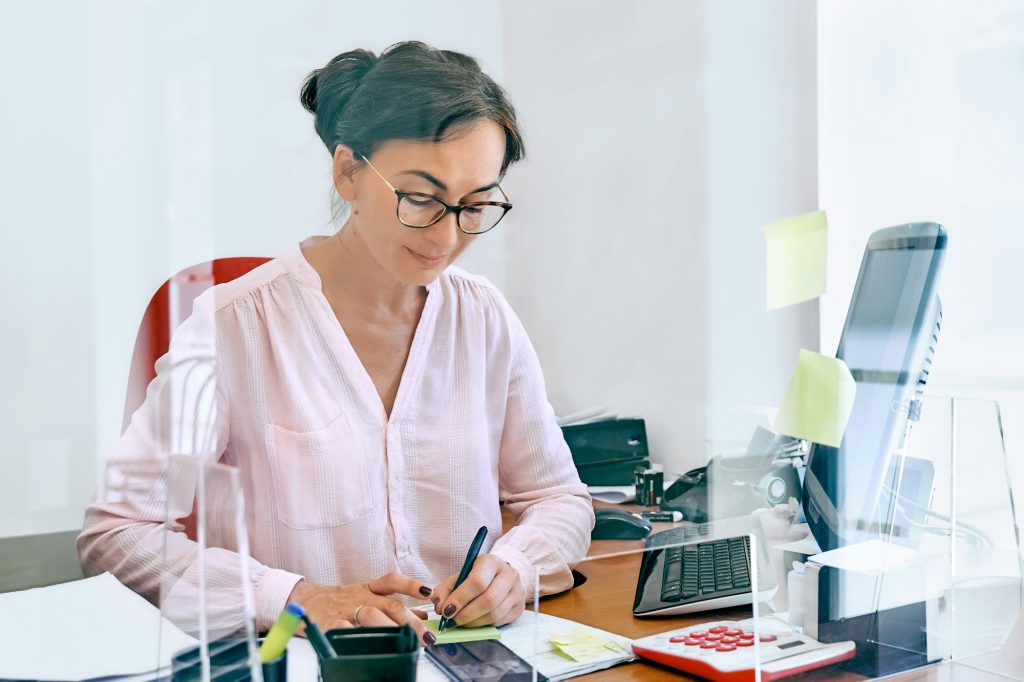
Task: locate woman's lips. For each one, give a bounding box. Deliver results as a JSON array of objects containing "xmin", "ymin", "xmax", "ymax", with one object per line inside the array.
[{"xmin": 407, "ymin": 247, "xmax": 447, "ymax": 268}]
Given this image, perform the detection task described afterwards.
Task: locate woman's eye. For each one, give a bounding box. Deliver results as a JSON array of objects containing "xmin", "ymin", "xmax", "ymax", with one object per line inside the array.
[
  {"xmin": 407, "ymin": 197, "xmax": 436, "ymax": 207},
  {"xmin": 463, "ymin": 206, "xmax": 484, "ymax": 215}
]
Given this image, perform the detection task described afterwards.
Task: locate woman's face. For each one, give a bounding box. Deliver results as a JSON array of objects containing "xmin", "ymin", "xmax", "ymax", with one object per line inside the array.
[{"xmin": 334, "ymin": 121, "xmax": 507, "ymax": 288}]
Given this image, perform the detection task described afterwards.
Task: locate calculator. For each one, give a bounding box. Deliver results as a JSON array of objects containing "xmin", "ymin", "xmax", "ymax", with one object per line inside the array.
[{"xmin": 631, "ymin": 618, "xmax": 855, "ymax": 681}]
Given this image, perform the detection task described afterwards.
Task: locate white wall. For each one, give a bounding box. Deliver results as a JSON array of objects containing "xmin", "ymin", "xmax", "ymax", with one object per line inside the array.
[
  {"xmin": 1, "ymin": 0, "xmax": 506, "ymax": 538},
  {"xmin": 818, "ymin": 0, "xmax": 1024, "ymax": 509},
  {"xmin": 501, "ymin": 0, "xmax": 819, "ymax": 474}
]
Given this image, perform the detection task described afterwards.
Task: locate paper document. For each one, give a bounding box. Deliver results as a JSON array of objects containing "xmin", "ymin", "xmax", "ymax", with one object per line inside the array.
[
  {"xmin": 499, "ymin": 610, "xmax": 634, "ymax": 680},
  {"xmin": 774, "ymin": 349, "xmax": 856, "ymax": 447},
  {"xmin": 0, "ymin": 572, "xmax": 198, "ymax": 680},
  {"xmin": 586, "ymin": 485, "xmax": 636, "ymax": 504},
  {"xmin": 763, "ymin": 209, "xmax": 828, "ymax": 310}
]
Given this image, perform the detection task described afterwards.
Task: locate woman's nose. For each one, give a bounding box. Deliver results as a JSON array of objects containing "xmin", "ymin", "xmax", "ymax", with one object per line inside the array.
[{"xmin": 425, "ymin": 211, "xmax": 461, "ymax": 248}]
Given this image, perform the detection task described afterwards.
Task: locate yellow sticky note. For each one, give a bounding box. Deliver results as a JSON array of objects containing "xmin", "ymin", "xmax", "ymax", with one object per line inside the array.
[
  {"xmin": 763, "ymin": 210, "xmax": 828, "ymax": 310},
  {"xmin": 425, "ymin": 619, "xmax": 501, "ymax": 644},
  {"xmin": 774, "ymin": 349, "xmax": 856, "ymax": 447},
  {"xmin": 550, "ymin": 627, "xmax": 626, "ymax": 662}
]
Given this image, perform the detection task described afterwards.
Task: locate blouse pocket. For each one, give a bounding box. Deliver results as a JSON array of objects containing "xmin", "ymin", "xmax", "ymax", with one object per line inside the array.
[{"xmin": 266, "ymin": 414, "xmax": 373, "ymax": 529}]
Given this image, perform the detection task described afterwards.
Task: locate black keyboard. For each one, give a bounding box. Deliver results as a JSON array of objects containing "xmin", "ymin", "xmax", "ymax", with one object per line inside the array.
[
  {"xmin": 633, "ymin": 517, "xmax": 777, "ymax": 616},
  {"xmin": 659, "ymin": 536, "xmax": 751, "ymax": 602}
]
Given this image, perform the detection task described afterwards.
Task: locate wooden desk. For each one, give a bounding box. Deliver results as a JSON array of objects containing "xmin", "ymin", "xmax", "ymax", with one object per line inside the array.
[{"xmin": 526, "ymin": 506, "xmax": 1006, "ymax": 681}]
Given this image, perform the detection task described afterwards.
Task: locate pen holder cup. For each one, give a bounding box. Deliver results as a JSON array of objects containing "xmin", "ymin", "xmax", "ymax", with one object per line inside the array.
[
  {"xmin": 171, "ymin": 638, "xmax": 287, "ymax": 682},
  {"xmin": 320, "ymin": 625, "xmax": 419, "ymax": 682}
]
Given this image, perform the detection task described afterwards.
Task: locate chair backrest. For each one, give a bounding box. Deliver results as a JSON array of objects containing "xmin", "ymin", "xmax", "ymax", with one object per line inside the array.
[{"xmin": 122, "ymin": 257, "xmax": 271, "ymax": 433}]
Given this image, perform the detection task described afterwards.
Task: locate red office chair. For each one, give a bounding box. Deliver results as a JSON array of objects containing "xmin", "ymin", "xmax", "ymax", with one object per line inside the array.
[
  {"xmin": 122, "ymin": 257, "xmax": 270, "ymax": 540},
  {"xmin": 122, "ymin": 257, "xmax": 270, "ymax": 433}
]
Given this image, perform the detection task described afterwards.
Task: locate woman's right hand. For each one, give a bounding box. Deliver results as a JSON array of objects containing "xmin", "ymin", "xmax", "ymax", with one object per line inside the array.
[{"xmin": 287, "ymin": 572, "xmax": 437, "ymax": 645}]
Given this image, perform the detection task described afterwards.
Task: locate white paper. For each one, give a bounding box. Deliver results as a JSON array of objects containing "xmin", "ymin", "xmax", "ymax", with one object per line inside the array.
[
  {"xmin": 586, "ymin": 485, "xmax": 635, "ymax": 504},
  {"xmin": 0, "ymin": 573, "xmax": 197, "ymax": 680},
  {"xmin": 809, "ymin": 539, "xmax": 931, "ymax": 575},
  {"xmin": 499, "ymin": 610, "xmax": 634, "ymax": 681}
]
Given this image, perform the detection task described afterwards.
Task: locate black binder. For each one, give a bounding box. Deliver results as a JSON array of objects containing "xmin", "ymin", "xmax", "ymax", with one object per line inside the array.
[{"xmin": 561, "ymin": 418, "xmax": 649, "ymax": 486}]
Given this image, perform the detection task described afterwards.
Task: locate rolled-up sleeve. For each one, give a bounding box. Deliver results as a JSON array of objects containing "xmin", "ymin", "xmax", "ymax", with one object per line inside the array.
[{"xmin": 488, "ymin": 307, "xmax": 595, "ymax": 599}]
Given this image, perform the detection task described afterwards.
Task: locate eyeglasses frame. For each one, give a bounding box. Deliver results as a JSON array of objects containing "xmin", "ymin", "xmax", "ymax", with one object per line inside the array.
[{"xmin": 360, "ymin": 154, "xmax": 513, "ymax": 235}]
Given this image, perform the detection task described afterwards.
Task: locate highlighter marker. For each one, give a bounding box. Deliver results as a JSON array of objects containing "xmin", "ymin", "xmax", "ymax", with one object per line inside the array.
[{"xmin": 260, "ymin": 602, "xmax": 304, "ymax": 662}]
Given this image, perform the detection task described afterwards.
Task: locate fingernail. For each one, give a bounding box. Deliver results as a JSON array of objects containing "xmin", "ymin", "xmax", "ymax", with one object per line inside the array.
[
  {"xmin": 419, "ymin": 585, "xmax": 432, "ymax": 597},
  {"xmin": 442, "ymin": 604, "xmax": 456, "ymax": 618},
  {"xmin": 424, "ymin": 631, "xmax": 437, "ymax": 646}
]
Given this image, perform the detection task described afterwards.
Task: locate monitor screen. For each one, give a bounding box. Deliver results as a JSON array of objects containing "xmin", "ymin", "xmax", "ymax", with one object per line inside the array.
[{"xmin": 803, "ymin": 223, "xmax": 946, "ymax": 551}]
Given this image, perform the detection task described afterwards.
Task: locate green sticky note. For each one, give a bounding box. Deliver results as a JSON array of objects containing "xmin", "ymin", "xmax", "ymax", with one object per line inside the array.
[
  {"xmin": 425, "ymin": 619, "xmax": 501, "ymax": 644},
  {"xmin": 774, "ymin": 349, "xmax": 856, "ymax": 447},
  {"xmin": 763, "ymin": 210, "xmax": 828, "ymax": 310}
]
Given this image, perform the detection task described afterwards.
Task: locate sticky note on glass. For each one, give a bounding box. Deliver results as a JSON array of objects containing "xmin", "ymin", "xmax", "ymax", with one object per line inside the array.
[
  {"xmin": 763, "ymin": 210, "xmax": 828, "ymax": 310},
  {"xmin": 425, "ymin": 619, "xmax": 500, "ymax": 644},
  {"xmin": 774, "ymin": 349, "xmax": 856, "ymax": 447},
  {"xmin": 550, "ymin": 627, "xmax": 628, "ymax": 662}
]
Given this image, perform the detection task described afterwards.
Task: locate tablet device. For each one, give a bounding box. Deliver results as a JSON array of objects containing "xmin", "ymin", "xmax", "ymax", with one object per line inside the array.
[{"xmin": 425, "ymin": 640, "xmax": 549, "ymax": 682}]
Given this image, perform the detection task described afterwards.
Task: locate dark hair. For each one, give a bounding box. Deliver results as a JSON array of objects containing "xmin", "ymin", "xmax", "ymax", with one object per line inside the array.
[{"xmin": 300, "ymin": 41, "xmax": 525, "ymax": 177}]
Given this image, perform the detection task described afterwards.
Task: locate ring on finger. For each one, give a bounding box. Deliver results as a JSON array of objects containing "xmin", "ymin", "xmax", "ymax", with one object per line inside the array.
[{"xmin": 353, "ymin": 604, "xmax": 366, "ymax": 626}]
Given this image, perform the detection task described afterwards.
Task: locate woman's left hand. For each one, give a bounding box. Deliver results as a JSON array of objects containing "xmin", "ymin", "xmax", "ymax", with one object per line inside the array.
[{"xmin": 431, "ymin": 554, "xmax": 526, "ymax": 627}]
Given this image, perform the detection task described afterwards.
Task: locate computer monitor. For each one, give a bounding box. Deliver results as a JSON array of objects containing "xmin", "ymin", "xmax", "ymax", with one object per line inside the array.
[{"xmin": 802, "ymin": 222, "xmax": 947, "ymax": 552}]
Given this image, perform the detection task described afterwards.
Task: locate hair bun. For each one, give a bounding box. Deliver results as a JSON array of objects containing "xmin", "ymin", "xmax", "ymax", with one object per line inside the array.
[
  {"xmin": 300, "ymin": 49, "xmax": 379, "ymax": 144},
  {"xmin": 299, "ymin": 70, "xmax": 320, "ymax": 114}
]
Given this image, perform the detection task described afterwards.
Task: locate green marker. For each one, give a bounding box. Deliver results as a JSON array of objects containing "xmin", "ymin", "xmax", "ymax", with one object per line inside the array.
[{"xmin": 260, "ymin": 602, "xmax": 304, "ymax": 662}]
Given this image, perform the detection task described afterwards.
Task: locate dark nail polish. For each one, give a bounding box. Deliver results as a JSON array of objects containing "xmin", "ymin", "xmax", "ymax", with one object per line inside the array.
[
  {"xmin": 442, "ymin": 604, "xmax": 456, "ymax": 618},
  {"xmin": 424, "ymin": 630, "xmax": 437, "ymax": 646},
  {"xmin": 419, "ymin": 585, "xmax": 432, "ymax": 597}
]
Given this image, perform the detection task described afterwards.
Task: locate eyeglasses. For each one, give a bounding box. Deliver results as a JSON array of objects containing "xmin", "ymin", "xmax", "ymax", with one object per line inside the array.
[{"xmin": 360, "ymin": 155, "xmax": 512, "ymax": 235}]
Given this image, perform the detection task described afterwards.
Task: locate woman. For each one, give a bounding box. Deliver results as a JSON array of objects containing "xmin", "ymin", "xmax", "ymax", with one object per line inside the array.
[{"xmin": 78, "ymin": 41, "xmax": 594, "ymax": 646}]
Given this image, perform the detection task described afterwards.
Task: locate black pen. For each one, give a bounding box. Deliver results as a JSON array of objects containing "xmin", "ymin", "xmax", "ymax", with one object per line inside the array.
[
  {"xmin": 438, "ymin": 525, "xmax": 488, "ymax": 634},
  {"xmin": 301, "ymin": 614, "xmax": 337, "ymax": 660}
]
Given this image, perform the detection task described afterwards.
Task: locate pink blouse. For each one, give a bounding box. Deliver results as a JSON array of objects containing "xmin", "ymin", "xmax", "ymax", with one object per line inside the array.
[{"xmin": 77, "ymin": 241, "xmax": 594, "ymax": 631}]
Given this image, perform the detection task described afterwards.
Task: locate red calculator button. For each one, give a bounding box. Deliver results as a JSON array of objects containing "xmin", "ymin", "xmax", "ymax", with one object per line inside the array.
[
  {"xmin": 709, "ymin": 626, "xmax": 729, "ymax": 634},
  {"xmin": 704, "ymin": 634, "xmax": 722, "ymax": 641},
  {"xmin": 740, "ymin": 633, "xmax": 754, "ymax": 640},
  {"xmin": 760, "ymin": 634, "xmax": 778, "ymax": 642},
  {"xmin": 721, "ymin": 636, "xmax": 739, "ymax": 644},
  {"xmin": 716, "ymin": 644, "xmax": 738, "ymax": 652},
  {"xmin": 669, "ymin": 635, "xmax": 689, "ymax": 643},
  {"xmin": 700, "ymin": 641, "xmax": 719, "ymax": 649},
  {"xmin": 724, "ymin": 629, "xmax": 743, "ymax": 637},
  {"xmin": 737, "ymin": 639, "xmax": 755, "ymax": 647},
  {"xmin": 684, "ymin": 638, "xmax": 702, "ymax": 646},
  {"xmin": 690, "ymin": 631, "xmax": 707, "ymax": 638}
]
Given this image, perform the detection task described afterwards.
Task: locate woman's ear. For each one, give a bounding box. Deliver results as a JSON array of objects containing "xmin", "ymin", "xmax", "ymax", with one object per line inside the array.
[{"xmin": 332, "ymin": 144, "xmax": 360, "ymax": 202}]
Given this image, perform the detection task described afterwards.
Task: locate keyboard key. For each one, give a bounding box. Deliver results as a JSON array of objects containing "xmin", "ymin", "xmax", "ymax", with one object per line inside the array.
[
  {"xmin": 709, "ymin": 626, "xmax": 729, "ymax": 634},
  {"xmin": 716, "ymin": 644, "xmax": 737, "ymax": 652},
  {"xmin": 669, "ymin": 635, "xmax": 689, "ymax": 643}
]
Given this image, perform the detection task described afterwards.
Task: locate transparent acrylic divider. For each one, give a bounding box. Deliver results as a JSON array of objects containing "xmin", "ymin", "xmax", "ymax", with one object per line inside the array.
[
  {"xmin": 936, "ymin": 396, "xmax": 1021, "ymax": 678},
  {"xmin": 522, "ymin": 520, "xmax": 806, "ymax": 681},
  {"xmin": 90, "ymin": 457, "xmax": 205, "ymax": 679},
  {"xmin": 802, "ymin": 394, "xmax": 1023, "ymax": 680},
  {"xmin": 156, "ymin": 454, "xmax": 262, "ymax": 682}
]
